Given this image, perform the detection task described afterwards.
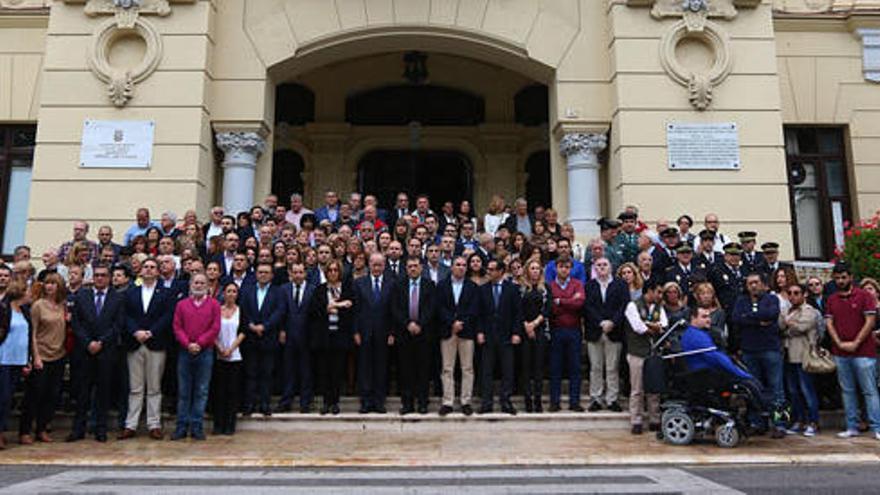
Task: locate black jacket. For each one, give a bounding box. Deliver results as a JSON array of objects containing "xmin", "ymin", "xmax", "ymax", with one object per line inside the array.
[
  {"xmin": 71, "ymin": 287, "xmax": 125, "ymax": 352},
  {"xmin": 478, "ymin": 280, "xmax": 524, "ymax": 345},
  {"xmin": 391, "ymin": 277, "xmax": 436, "ymax": 343},
  {"xmin": 308, "ymin": 282, "xmax": 354, "ymax": 350},
  {"xmin": 436, "ymin": 277, "xmax": 479, "ymax": 340},
  {"xmin": 583, "ymin": 278, "xmax": 630, "ymax": 343}
]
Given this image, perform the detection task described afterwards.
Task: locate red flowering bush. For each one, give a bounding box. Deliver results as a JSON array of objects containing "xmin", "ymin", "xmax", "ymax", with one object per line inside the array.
[{"xmin": 840, "ymin": 212, "xmax": 880, "ymax": 281}]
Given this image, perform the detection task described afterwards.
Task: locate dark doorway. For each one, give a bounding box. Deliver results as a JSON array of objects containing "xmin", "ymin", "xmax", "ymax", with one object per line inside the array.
[
  {"xmin": 358, "ymin": 150, "xmax": 472, "ymax": 211},
  {"xmin": 525, "ymin": 151, "xmax": 551, "ymax": 210},
  {"xmin": 271, "ymin": 149, "xmax": 305, "ymax": 203}
]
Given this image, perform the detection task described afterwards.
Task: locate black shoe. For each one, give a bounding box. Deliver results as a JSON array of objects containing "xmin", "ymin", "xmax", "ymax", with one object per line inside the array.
[
  {"xmin": 524, "ymin": 399, "xmax": 533, "ymax": 413},
  {"xmin": 242, "ymin": 405, "xmax": 254, "ymax": 417},
  {"xmin": 372, "ymin": 405, "xmax": 387, "ymax": 414},
  {"xmin": 95, "ymin": 433, "xmax": 107, "ymax": 443},
  {"xmin": 461, "ymin": 405, "xmax": 474, "ymax": 416},
  {"xmin": 649, "ymin": 423, "xmax": 660, "ymax": 432},
  {"xmin": 358, "ymin": 404, "xmax": 370, "ymax": 414},
  {"xmin": 330, "ymin": 404, "xmax": 340, "ymax": 415},
  {"xmin": 170, "ymin": 431, "xmax": 187, "ymax": 441},
  {"xmin": 607, "ymin": 402, "xmax": 623, "ymax": 412},
  {"xmin": 570, "ymin": 404, "xmax": 585, "ymax": 413},
  {"xmin": 438, "ymin": 405, "xmax": 453, "ymax": 417},
  {"xmin": 320, "ymin": 403, "xmax": 331, "ymax": 415},
  {"xmin": 549, "ymin": 403, "xmax": 561, "ymax": 413},
  {"xmin": 478, "ymin": 405, "xmax": 493, "ymax": 415},
  {"xmin": 534, "ymin": 402, "xmax": 543, "ymax": 413},
  {"xmin": 417, "ymin": 404, "xmax": 428, "ymax": 415},
  {"xmin": 191, "ymin": 431, "xmax": 206, "ymax": 441},
  {"xmin": 501, "ymin": 403, "xmax": 517, "ymax": 416},
  {"xmin": 299, "ymin": 405, "xmax": 312, "ymax": 414},
  {"xmin": 65, "ymin": 432, "xmax": 84, "ymax": 443},
  {"xmin": 588, "ymin": 401, "xmax": 603, "ymax": 412},
  {"xmin": 259, "ymin": 406, "xmax": 272, "ymax": 417},
  {"xmin": 275, "ymin": 403, "xmax": 292, "ymax": 413},
  {"xmin": 631, "ymin": 424, "xmax": 643, "ymax": 435},
  {"xmin": 399, "ymin": 405, "xmax": 415, "ymax": 416}
]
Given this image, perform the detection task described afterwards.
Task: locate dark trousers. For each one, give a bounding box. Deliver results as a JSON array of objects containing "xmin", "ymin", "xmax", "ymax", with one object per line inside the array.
[
  {"xmin": 212, "ymin": 359, "xmax": 241, "ymax": 433},
  {"xmin": 0, "ymin": 365, "xmax": 22, "ymax": 433},
  {"xmin": 71, "ymin": 348, "xmax": 115, "ymax": 437},
  {"xmin": 549, "ymin": 327, "xmax": 582, "ymax": 407},
  {"xmin": 479, "ymin": 340, "xmax": 514, "ymax": 408},
  {"xmin": 316, "ymin": 349, "xmax": 346, "ymax": 406},
  {"xmin": 243, "ymin": 346, "xmax": 275, "ymax": 410},
  {"xmin": 280, "ymin": 336, "xmax": 313, "ymax": 409},
  {"xmin": 113, "ymin": 344, "xmax": 129, "ymax": 429},
  {"xmin": 398, "ymin": 335, "xmax": 431, "ymax": 408},
  {"xmin": 357, "ymin": 336, "xmax": 388, "ymax": 408},
  {"xmin": 20, "ymin": 358, "xmax": 64, "ymax": 436},
  {"xmin": 521, "ymin": 336, "xmax": 546, "ymax": 404}
]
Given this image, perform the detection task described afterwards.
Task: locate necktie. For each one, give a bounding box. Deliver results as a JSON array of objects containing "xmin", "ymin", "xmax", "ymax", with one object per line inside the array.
[
  {"xmin": 409, "ymin": 281, "xmax": 419, "ymax": 321},
  {"xmin": 493, "ymin": 283, "xmax": 501, "ymax": 308},
  {"xmin": 95, "ymin": 291, "xmax": 104, "ymax": 315},
  {"xmin": 373, "ymin": 277, "xmax": 381, "ymax": 303},
  {"xmin": 294, "ymin": 284, "xmax": 301, "ymax": 308},
  {"xmin": 392, "ymin": 261, "xmax": 398, "ymax": 273}
]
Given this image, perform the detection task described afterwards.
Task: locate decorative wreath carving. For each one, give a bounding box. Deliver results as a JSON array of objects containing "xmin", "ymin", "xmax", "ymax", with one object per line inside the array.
[
  {"xmin": 659, "ymin": 19, "xmax": 733, "ymax": 110},
  {"xmin": 88, "ymin": 16, "xmax": 163, "ymax": 107}
]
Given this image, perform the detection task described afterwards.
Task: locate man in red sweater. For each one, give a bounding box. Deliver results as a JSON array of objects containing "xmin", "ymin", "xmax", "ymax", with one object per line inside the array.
[
  {"xmin": 171, "ymin": 273, "xmax": 220, "ymax": 440},
  {"xmin": 548, "ymin": 256, "xmax": 586, "ymax": 412}
]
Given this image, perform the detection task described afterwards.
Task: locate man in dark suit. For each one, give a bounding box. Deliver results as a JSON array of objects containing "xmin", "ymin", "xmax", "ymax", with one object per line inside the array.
[
  {"xmin": 664, "ymin": 244, "xmax": 699, "ymax": 300},
  {"xmin": 239, "ymin": 262, "xmax": 284, "ymax": 416},
  {"xmin": 436, "ymin": 256, "xmax": 478, "ymax": 416},
  {"xmin": 389, "ymin": 192, "xmax": 411, "ymax": 228},
  {"xmin": 709, "ymin": 243, "xmax": 748, "ymax": 352},
  {"xmin": 738, "ymin": 231, "xmax": 764, "ymax": 272},
  {"xmin": 392, "ymin": 257, "xmax": 437, "ymax": 414},
  {"xmin": 277, "ymin": 262, "xmax": 315, "ymax": 413},
  {"xmin": 423, "ymin": 243, "xmax": 451, "ymax": 284},
  {"xmin": 476, "ymin": 259, "xmax": 523, "ymax": 415},
  {"xmin": 502, "ymin": 197, "xmax": 534, "ymax": 234},
  {"xmin": 757, "ymin": 242, "xmax": 792, "ymax": 277},
  {"xmin": 220, "ymin": 252, "xmax": 255, "ymax": 289},
  {"xmin": 120, "ymin": 257, "xmax": 173, "ymax": 440},
  {"xmin": 353, "ymin": 252, "xmax": 396, "ymax": 413},
  {"xmin": 694, "ymin": 229, "xmax": 723, "ymax": 273},
  {"xmin": 385, "ymin": 241, "xmax": 405, "ymax": 281},
  {"xmin": 67, "ymin": 263, "xmax": 125, "ymax": 442},
  {"xmin": 584, "ymin": 257, "xmax": 630, "ymax": 412},
  {"xmin": 212, "ymin": 232, "xmax": 240, "ymax": 277}
]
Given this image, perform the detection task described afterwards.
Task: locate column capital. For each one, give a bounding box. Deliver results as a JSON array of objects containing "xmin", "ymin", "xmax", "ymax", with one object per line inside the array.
[
  {"xmin": 215, "ymin": 131, "xmax": 267, "ymax": 157},
  {"xmin": 559, "ymin": 132, "xmax": 607, "ymax": 161}
]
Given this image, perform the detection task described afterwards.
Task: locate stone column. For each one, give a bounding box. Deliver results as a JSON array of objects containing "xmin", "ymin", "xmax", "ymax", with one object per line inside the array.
[
  {"xmin": 215, "ymin": 131, "xmax": 267, "ymax": 215},
  {"xmin": 559, "ymin": 132, "xmax": 607, "ymax": 240}
]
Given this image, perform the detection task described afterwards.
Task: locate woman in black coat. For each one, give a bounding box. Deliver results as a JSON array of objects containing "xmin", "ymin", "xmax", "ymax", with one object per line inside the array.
[
  {"xmin": 519, "ymin": 259, "xmax": 552, "ymax": 413},
  {"xmin": 308, "ymin": 259, "xmax": 354, "ymax": 415}
]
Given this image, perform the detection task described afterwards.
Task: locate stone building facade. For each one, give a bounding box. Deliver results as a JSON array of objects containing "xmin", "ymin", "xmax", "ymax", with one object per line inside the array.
[{"xmin": 0, "ymin": 0, "xmax": 878, "ymax": 261}]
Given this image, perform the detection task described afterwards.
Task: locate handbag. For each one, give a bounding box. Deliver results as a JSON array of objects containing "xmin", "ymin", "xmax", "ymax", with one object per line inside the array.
[{"xmin": 801, "ymin": 344, "xmax": 836, "ymax": 374}]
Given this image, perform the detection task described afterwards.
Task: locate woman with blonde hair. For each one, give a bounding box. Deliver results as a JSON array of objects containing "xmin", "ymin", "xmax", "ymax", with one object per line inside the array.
[
  {"xmin": 483, "ymin": 194, "xmax": 509, "ymax": 237},
  {"xmin": 19, "ymin": 273, "xmax": 67, "ymax": 444},
  {"xmin": 519, "ymin": 258, "xmax": 551, "ymax": 412},
  {"xmin": 692, "ymin": 281, "xmax": 727, "ymax": 349},
  {"xmin": 617, "ymin": 262, "xmax": 644, "ymax": 301},
  {"xmin": 662, "ymin": 281, "xmax": 689, "ymax": 328},
  {"xmin": 57, "ymin": 241, "xmax": 94, "ymax": 287}
]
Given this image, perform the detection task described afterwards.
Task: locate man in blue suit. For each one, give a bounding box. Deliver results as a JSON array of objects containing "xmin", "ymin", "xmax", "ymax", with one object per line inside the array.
[
  {"xmin": 119, "ymin": 257, "xmax": 174, "ymax": 440},
  {"xmin": 352, "ymin": 252, "xmax": 396, "ymax": 414},
  {"xmin": 276, "ymin": 262, "xmax": 315, "ymax": 413},
  {"xmin": 477, "ymin": 259, "xmax": 523, "ymax": 415},
  {"xmin": 313, "ymin": 190, "xmax": 341, "ymax": 225},
  {"xmin": 68, "ymin": 263, "xmax": 125, "ymax": 442},
  {"xmin": 239, "ymin": 262, "xmax": 284, "ymax": 416}
]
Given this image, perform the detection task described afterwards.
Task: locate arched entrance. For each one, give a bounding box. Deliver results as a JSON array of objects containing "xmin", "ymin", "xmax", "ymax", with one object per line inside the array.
[{"xmin": 358, "ymin": 150, "xmax": 472, "ymax": 211}]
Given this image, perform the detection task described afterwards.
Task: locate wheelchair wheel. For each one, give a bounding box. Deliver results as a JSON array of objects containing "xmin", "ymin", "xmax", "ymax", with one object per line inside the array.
[
  {"xmin": 715, "ymin": 423, "xmax": 740, "ymax": 448},
  {"xmin": 661, "ymin": 410, "xmax": 695, "ymax": 446}
]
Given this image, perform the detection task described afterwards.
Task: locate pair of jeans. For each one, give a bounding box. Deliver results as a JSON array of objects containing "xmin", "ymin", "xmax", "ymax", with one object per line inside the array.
[
  {"xmin": 175, "ymin": 350, "xmax": 214, "ymax": 436},
  {"xmin": 784, "ymin": 362, "xmax": 819, "ymax": 424},
  {"xmin": 835, "ymin": 356, "xmax": 880, "ymax": 433},
  {"xmin": 0, "ymin": 366, "xmax": 22, "ymax": 433},
  {"xmin": 549, "ymin": 328, "xmax": 582, "ymax": 407},
  {"xmin": 20, "ymin": 359, "xmax": 64, "ymax": 436},
  {"xmin": 742, "ymin": 350, "xmax": 785, "ymax": 428}
]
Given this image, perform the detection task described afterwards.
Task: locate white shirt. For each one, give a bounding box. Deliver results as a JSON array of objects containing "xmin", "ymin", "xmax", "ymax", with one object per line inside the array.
[
  {"xmin": 141, "ymin": 282, "xmax": 156, "ymax": 313},
  {"xmin": 206, "ymin": 222, "xmax": 223, "ymax": 240},
  {"xmin": 483, "ymin": 212, "xmax": 509, "ymax": 236},
  {"xmin": 256, "ymin": 283, "xmax": 270, "ymax": 310},
  {"xmin": 624, "ymin": 301, "xmax": 669, "ymax": 335},
  {"xmin": 596, "ymin": 276, "xmax": 611, "ymax": 303},
  {"xmin": 218, "ymin": 308, "xmax": 242, "ymax": 362},
  {"xmin": 451, "ymin": 277, "xmax": 464, "ymax": 305}
]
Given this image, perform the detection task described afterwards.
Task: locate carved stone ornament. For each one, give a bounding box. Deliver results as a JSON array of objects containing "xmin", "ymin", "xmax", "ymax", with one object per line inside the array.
[
  {"xmin": 83, "ymin": 0, "xmax": 169, "ymax": 28},
  {"xmin": 628, "ymin": 0, "xmax": 758, "ymax": 110},
  {"xmin": 216, "ymin": 132, "xmax": 268, "ymax": 166},
  {"xmin": 559, "ymin": 133, "xmax": 607, "ymax": 162}
]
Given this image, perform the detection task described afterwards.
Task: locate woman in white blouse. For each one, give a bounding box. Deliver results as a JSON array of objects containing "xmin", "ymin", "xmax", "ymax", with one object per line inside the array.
[
  {"xmin": 212, "ymin": 282, "xmax": 246, "ymax": 435},
  {"xmin": 482, "ymin": 194, "xmax": 509, "ymax": 236}
]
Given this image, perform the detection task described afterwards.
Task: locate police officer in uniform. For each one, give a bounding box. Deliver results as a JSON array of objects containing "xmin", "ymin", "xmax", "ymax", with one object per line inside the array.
[
  {"xmin": 708, "ymin": 242, "xmax": 748, "ymax": 352},
  {"xmin": 664, "ymin": 244, "xmax": 699, "ymax": 301},
  {"xmin": 757, "ymin": 242, "xmax": 792, "ymax": 277},
  {"xmin": 694, "ymin": 229, "xmax": 722, "ymax": 273},
  {"xmin": 738, "ymin": 231, "xmax": 764, "ymax": 272},
  {"xmin": 615, "ymin": 212, "xmax": 641, "ymax": 265},
  {"xmin": 651, "ymin": 227, "xmax": 680, "ymax": 277},
  {"xmin": 598, "ymin": 218, "xmax": 624, "ymax": 269}
]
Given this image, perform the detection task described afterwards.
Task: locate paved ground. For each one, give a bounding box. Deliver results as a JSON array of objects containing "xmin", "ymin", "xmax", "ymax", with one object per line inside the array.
[
  {"xmin": 0, "ymin": 427, "xmax": 878, "ymax": 467},
  {"xmin": 1, "ymin": 464, "xmax": 879, "ymax": 494}
]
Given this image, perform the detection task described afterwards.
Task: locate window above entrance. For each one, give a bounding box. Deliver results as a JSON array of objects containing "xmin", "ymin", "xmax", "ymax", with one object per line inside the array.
[{"xmin": 345, "ymin": 85, "xmax": 485, "ymax": 126}]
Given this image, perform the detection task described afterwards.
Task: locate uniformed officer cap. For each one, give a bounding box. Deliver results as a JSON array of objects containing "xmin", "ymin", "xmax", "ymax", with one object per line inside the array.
[
  {"xmin": 698, "ymin": 229, "xmax": 715, "ymax": 241},
  {"xmin": 660, "ymin": 226, "xmax": 679, "ymax": 238},
  {"xmin": 676, "ymin": 244, "xmax": 694, "ymax": 254},
  {"xmin": 597, "ymin": 217, "xmax": 622, "ymax": 230},
  {"xmin": 760, "ymin": 242, "xmax": 779, "ymax": 254},
  {"xmin": 723, "ymin": 242, "xmax": 743, "ymax": 255},
  {"xmin": 617, "ymin": 211, "xmax": 637, "ymax": 221},
  {"xmin": 737, "ymin": 231, "xmax": 757, "ymax": 243}
]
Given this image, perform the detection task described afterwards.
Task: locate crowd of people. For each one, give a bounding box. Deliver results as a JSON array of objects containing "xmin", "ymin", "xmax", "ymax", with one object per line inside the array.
[{"xmin": 0, "ymin": 190, "xmax": 877, "ymax": 448}]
